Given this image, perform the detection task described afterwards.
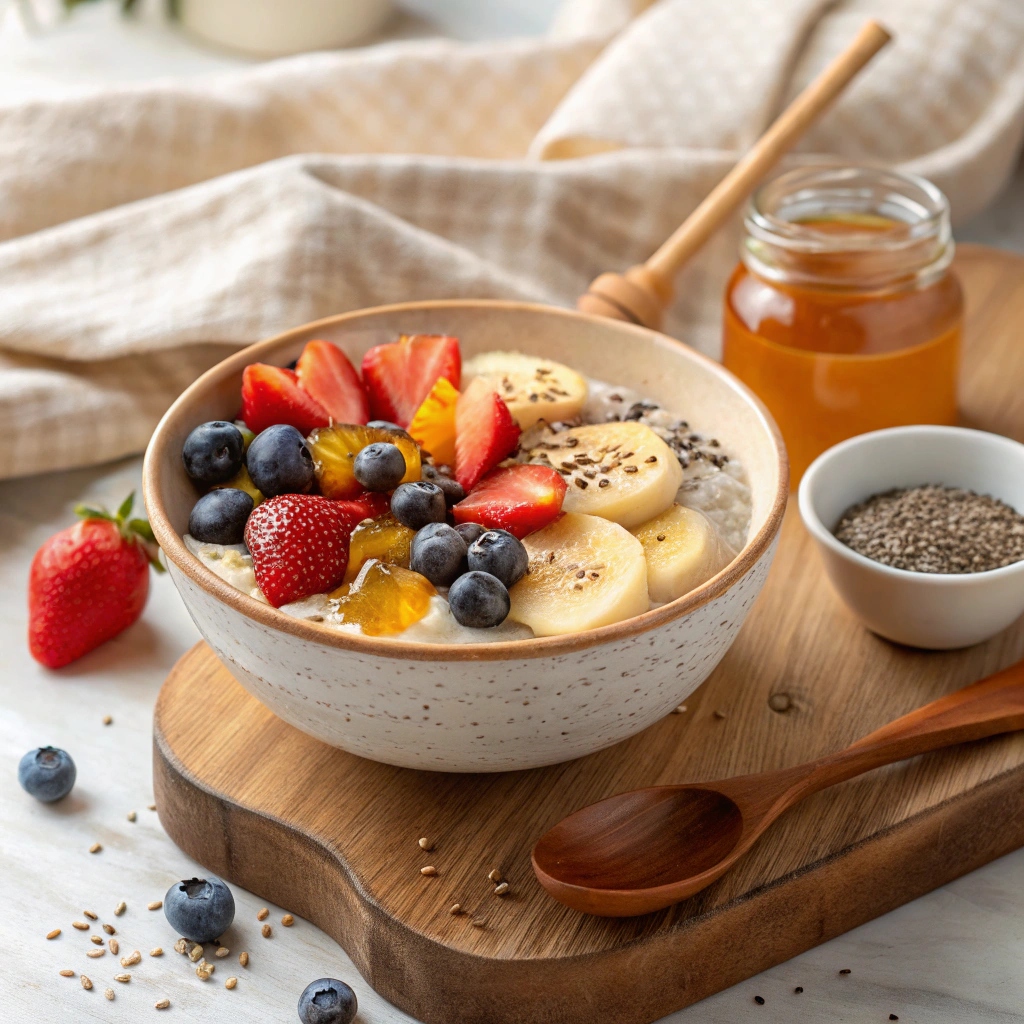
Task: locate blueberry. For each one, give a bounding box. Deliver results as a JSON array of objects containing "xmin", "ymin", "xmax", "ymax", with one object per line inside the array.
[
  {"xmin": 410, "ymin": 523, "xmax": 468, "ymax": 587},
  {"xmin": 182, "ymin": 421, "xmax": 245, "ymax": 485},
  {"xmin": 448, "ymin": 571, "xmax": 510, "ymax": 628},
  {"xmin": 455, "ymin": 522, "xmax": 486, "ymax": 546},
  {"xmin": 390, "ymin": 481, "xmax": 446, "ymax": 530},
  {"xmin": 421, "ymin": 465, "xmax": 465, "ymax": 507},
  {"xmin": 298, "ymin": 978, "xmax": 357, "ymax": 1024},
  {"xmin": 468, "ymin": 530, "xmax": 529, "ymax": 588},
  {"xmin": 188, "ymin": 489, "xmax": 253, "ymax": 545},
  {"xmin": 18, "ymin": 747, "xmax": 76, "ymax": 802},
  {"xmin": 367, "ymin": 420, "xmax": 411, "ymax": 439},
  {"xmin": 353, "ymin": 442, "xmax": 406, "ymax": 492},
  {"xmin": 246, "ymin": 424, "xmax": 314, "ymax": 497},
  {"xmin": 163, "ymin": 876, "xmax": 235, "ymax": 944}
]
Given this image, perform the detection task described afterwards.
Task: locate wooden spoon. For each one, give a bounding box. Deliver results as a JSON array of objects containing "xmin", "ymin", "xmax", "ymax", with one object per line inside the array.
[
  {"xmin": 532, "ymin": 659, "xmax": 1024, "ymax": 917},
  {"xmin": 577, "ymin": 19, "xmax": 892, "ymax": 330}
]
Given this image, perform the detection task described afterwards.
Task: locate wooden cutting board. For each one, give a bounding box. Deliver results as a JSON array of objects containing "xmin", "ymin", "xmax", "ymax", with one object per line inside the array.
[{"xmin": 153, "ymin": 244, "xmax": 1024, "ymax": 1024}]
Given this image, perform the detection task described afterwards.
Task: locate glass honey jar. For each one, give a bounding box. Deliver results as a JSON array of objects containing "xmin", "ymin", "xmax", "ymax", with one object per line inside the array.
[{"xmin": 722, "ymin": 166, "xmax": 962, "ymax": 484}]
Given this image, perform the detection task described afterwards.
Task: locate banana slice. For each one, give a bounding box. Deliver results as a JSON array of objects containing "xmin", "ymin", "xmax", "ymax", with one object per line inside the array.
[
  {"xmin": 526, "ymin": 421, "xmax": 682, "ymax": 529},
  {"xmin": 509, "ymin": 513, "xmax": 649, "ymax": 636},
  {"xmin": 462, "ymin": 351, "xmax": 588, "ymax": 430},
  {"xmin": 631, "ymin": 504, "xmax": 734, "ymax": 604}
]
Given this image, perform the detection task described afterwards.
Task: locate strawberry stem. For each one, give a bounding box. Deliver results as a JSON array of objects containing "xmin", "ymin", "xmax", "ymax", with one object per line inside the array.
[{"xmin": 75, "ymin": 491, "xmax": 165, "ymax": 573}]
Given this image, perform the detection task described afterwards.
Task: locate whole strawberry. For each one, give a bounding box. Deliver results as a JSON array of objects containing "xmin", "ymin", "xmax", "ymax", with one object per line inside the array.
[
  {"xmin": 29, "ymin": 493, "xmax": 163, "ymax": 669},
  {"xmin": 244, "ymin": 495, "xmax": 365, "ymax": 608}
]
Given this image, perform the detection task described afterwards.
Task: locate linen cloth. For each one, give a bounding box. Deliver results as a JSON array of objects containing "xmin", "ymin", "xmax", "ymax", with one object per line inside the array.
[{"xmin": 2, "ymin": 0, "xmax": 1024, "ymax": 480}]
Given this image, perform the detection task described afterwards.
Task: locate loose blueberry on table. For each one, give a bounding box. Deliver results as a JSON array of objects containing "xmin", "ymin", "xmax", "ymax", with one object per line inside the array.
[
  {"xmin": 181, "ymin": 335, "xmax": 748, "ymax": 639},
  {"xmin": 163, "ymin": 876, "xmax": 235, "ymax": 944},
  {"xmin": 18, "ymin": 746, "xmax": 76, "ymax": 802},
  {"xmin": 297, "ymin": 977, "xmax": 357, "ymax": 1024}
]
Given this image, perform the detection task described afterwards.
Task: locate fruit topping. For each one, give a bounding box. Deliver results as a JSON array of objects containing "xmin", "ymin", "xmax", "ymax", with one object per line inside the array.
[
  {"xmin": 348, "ymin": 491, "xmax": 392, "ymax": 521},
  {"xmin": 410, "ymin": 522, "xmax": 468, "ymax": 587},
  {"xmin": 163, "ymin": 877, "xmax": 235, "ymax": 945},
  {"xmin": 343, "ymin": 513, "xmax": 414, "ymax": 583},
  {"xmin": 420, "ymin": 464, "xmax": 465, "ymax": 506},
  {"xmin": 508, "ymin": 512, "xmax": 648, "ymax": 636},
  {"xmin": 241, "ymin": 363, "xmax": 330, "ymax": 436},
  {"xmin": 390, "ymin": 481, "xmax": 447, "ymax": 530},
  {"xmin": 454, "ymin": 522, "xmax": 486, "ymax": 546},
  {"xmin": 18, "ymin": 746, "xmax": 76, "ymax": 802},
  {"xmin": 28, "ymin": 493, "xmax": 162, "ymax": 669},
  {"xmin": 466, "ymin": 530, "xmax": 529, "ymax": 588},
  {"xmin": 295, "ymin": 340, "xmax": 369, "ymax": 425},
  {"xmin": 454, "ymin": 377, "xmax": 520, "ymax": 491},
  {"xmin": 213, "ymin": 464, "xmax": 263, "ymax": 506},
  {"xmin": 189, "ymin": 488, "xmax": 254, "ymax": 545},
  {"xmin": 367, "ymin": 419, "xmax": 411, "ymax": 437},
  {"xmin": 328, "ymin": 560, "xmax": 436, "ymax": 636},
  {"xmin": 408, "ymin": 376, "xmax": 459, "ymax": 465},
  {"xmin": 307, "ymin": 424, "xmax": 420, "ymax": 500},
  {"xmin": 453, "ymin": 463, "xmax": 566, "ymax": 539},
  {"xmin": 448, "ymin": 571, "xmax": 510, "ymax": 629},
  {"xmin": 182, "ymin": 420, "xmax": 245, "ymax": 485},
  {"xmin": 246, "ymin": 424, "xmax": 315, "ymax": 497},
  {"xmin": 353, "ymin": 441, "xmax": 407, "ymax": 492},
  {"xmin": 244, "ymin": 495, "xmax": 364, "ymax": 607},
  {"xmin": 298, "ymin": 978, "xmax": 358, "ymax": 1024},
  {"xmin": 361, "ymin": 334, "xmax": 461, "ymax": 427},
  {"xmin": 234, "ymin": 420, "xmax": 256, "ymax": 450},
  {"xmin": 462, "ymin": 351, "xmax": 588, "ymax": 430},
  {"xmin": 631, "ymin": 504, "xmax": 733, "ymax": 603},
  {"xmin": 524, "ymin": 421, "xmax": 682, "ymax": 528}
]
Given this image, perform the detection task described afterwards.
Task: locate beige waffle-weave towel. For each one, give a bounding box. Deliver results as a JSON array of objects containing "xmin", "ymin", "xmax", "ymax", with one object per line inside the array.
[{"xmin": 2, "ymin": 0, "xmax": 1024, "ymax": 479}]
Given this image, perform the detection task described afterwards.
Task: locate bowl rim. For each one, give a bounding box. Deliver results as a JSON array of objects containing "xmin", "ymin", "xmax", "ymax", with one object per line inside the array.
[
  {"xmin": 143, "ymin": 298, "xmax": 789, "ymax": 662},
  {"xmin": 798, "ymin": 424, "xmax": 1024, "ymax": 584}
]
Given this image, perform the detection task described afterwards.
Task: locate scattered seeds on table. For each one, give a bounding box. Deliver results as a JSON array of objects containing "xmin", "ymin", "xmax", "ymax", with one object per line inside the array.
[
  {"xmin": 46, "ymin": 928, "xmax": 61, "ymax": 940},
  {"xmin": 256, "ymin": 907, "xmax": 269, "ymax": 921},
  {"xmin": 114, "ymin": 973, "xmax": 131, "ymax": 983},
  {"xmin": 114, "ymin": 902, "xmax": 126, "ymax": 917},
  {"xmin": 127, "ymin": 811, "xmax": 137, "ymax": 822},
  {"xmin": 449, "ymin": 904, "xmax": 463, "ymax": 915},
  {"xmin": 147, "ymin": 901, "xmax": 163, "ymax": 911},
  {"xmin": 89, "ymin": 843, "xmax": 102, "ymax": 854},
  {"xmin": 889, "ymin": 1016, "xmax": 899, "ymax": 1021},
  {"xmin": 839, "ymin": 969, "xmax": 851, "ymax": 975},
  {"xmin": 494, "ymin": 882, "xmax": 510, "ymax": 896},
  {"xmin": 109, "ymin": 939, "xmax": 119, "ymax": 955},
  {"xmin": 173, "ymin": 938, "xmax": 188, "ymax": 955},
  {"xmin": 754, "ymin": 995, "xmax": 765, "ymax": 1005},
  {"xmin": 155, "ymin": 998, "xmax": 170, "ymax": 1009},
  {"xmin": 148, "ymin": 804, "xmax": 156, "ymax": 811},
  {"xmin": 59, "ymin": 970, "xmax": 75, "ymax": 978},
  {"xmin": 102, "ymin": 715, "xmax": 113, "ymax": 726},
  {"xmin": 471, "ymin": 918, "xmax": 487, "ymax": 928},
  {"xmin": 121, "ymin": 950, "xmax": 142, "ymax": 967},
  {"xmin": 72, "ymin": 921, "xmax": 89, "ymax": 931},
  {"xmin": 418, "ymin": 837, "xmax": 434, "ymax": 851},
  {"xmin": 104, "ymin": 988, "xmax": 115, "ymax": 1001},
  {"xmin": 86, "ymin": 949, "xmax": 105, "ymax": 958},
  {"xmin": 713, "ymin": 710, "xmax": 726, "ymax": 720},
  {"xmin": 90, "ymin": 935, "xmax": 103, "ymax": 946},
  {"xmin": 225, "ymin": 977, "xmax": 238, "ymax": 990},
  {"xmin": 80, "ymin": 975, "xmax": 92, "ymax": 990},
  {"xmin": 196, "ymin": 961, "xmax": 215, "ymax": 980},
  {"xmin": 794, "ymin": 986, "xmax": 803, "ymax": 994},
  {"xmin": 487, "ymin": 869, "xmax": 502, "ymax": 883},
  {"xmin": 83, "ymin": 910, "xmax": 98, "ymax": 921},
  {"xmin": 261, "ymin": 924, "xmax": 272, "ymax": 938},
  {"xmin": 281, "ymin": 914, "xmax": 294, "ymax": 927},
  {"xmin": 188, "ymin": 944, "xmax": 204, "ymax": 963},
  {"xmin": 238, "ymin": 952, "xmax": 249, "ymax": 967},
  {"xmin": 102, "ymin": 924, "xmax": 115, "ymax": 936},
  {"xmin": 150, "ymin": 948, "xmax": 163, "ymax": 957},
  {"xmin": 420, "ymin": 866, "xmax": 437, "ymax": 877},
  {"xmin": 215, "ymin": 946, "xmax": 230, "ymax": 958},
  {"xmin": 672, "ymin": 704, "xmax": 687, "ymax": 714}
]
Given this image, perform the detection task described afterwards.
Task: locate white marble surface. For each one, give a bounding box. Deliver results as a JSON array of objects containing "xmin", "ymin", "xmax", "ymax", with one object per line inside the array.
[{"xmin": 3, "ymin": 2, "xmax": 1024, "ymax": 1022}]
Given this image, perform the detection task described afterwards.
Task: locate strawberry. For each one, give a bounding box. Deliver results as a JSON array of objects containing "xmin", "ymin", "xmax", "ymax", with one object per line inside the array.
[
  {"xmin": 349, "ymin": 491, "xmax": 391, "ymax": 520},
  {"xmin": 244, "ymin": 495, "xmax": 365, "ymax": 608},
  {"xmin": 454, "ymin": 377, "xmax": 521, "ymax": 491},
  {"xmin": 453, "ymin": 464, "xmax": 566, "ymax": 539},
  {"xmin": 295, "ymin": 340, "xmax": 369, "ymax": 425},
  {"xmin": 28, "ymin": 493, "xmax": 163, "ymax": 669},
  {"xmin": 241, "ymin": 363, "xmax": 330, "ymax": 436},
  {"xmin": 361, "ymin": 334, "xmax": 461, "ymax": 427}
]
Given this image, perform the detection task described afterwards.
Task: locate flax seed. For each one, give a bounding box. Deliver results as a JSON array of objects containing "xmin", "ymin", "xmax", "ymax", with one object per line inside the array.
[
  {"xmin": 114, "ymin": 901, "xmax": 126, "ymax": 916},
  {"xmin": 487, "ymin": 869, "xmax": 502, "ymax": 883},
  {"xmin": 420, "ymin": 866, "xmax": 437, "ymax": 876},
  {"xmin": 102, "ymin": 924, "xmax": 115, "ymax": 935},
  {"xmin": 449, "ymin": 904, "xmax": 463, "ymax": 915},
  {"xmin": 494, "ymin": 882, "xmax": 510, "ymax": 896},
  {"xmin": 155, "ymin": 998, "xmax": 170, "ymax": 1009},
  {"xmin": 81, "ymin": 975, "xmax": 93, "ymax": 990},
  {"xmin": 104, "ymin": 988, "xmax": 115, "ymax": 1001},
  {"xmin": 90, "ymin": 935, "xmax": 103, "ymax": 945},
  {"xmin": 672, "ymin": 704, "xmax": 687, "ymax": 714},
  {"xmin": 109, "ymin": 939, "xmax": 119, "ymax": 955},
  {"xmin": 121, "ymin": 950, "xmax": 141, "ymax": 967},
  {"xmin": 114, "ymin": 974, "xmax": 131, "ymax": 983},
  {"xmin": 470, "ymin": 918, "xmax": 487, "ymax": 928},
  {"xmin": 261, "ymin": 924, "xmax": 272, "ymax": 938},
  {"xmin": 225, "ymin": 977, "xmax": 238, "ymax": 990},
  {"xmin": 83, "ymin": 910, "xmax": 98, "ymax": 920},
  {"xmin": 148, "ymin": 804, "xmax": 156, "ymax": 811},
  {"xmin": 281, "ymin": 914, "xmax": 294, "ymax": 927},
  {"xmin": 238, "ymin": 952, "xmax": 249, "ymax": 967},
  {"xmin": 150, "ymin": 948, "xmax": 163, "ymax": 957},
  {"xmin": 86, "ymin": 949, "xmax": 105, "ymax": 958},
  {"xmin": 59, "ymin": 970, "xmax": 75, "ymax": 978},
  {"xmin": 46, "ymin": 928, "xmax": 61, "ymax": 940},
  {"xmin": 127, "ymin": 811, "xmax": 136, "ymax": 822},
  {"xmin": 72, "ymin": 921, "xmax": 89, "ymax": 931},
  {"xmin": 256, "ymin": 907, "xmax": 269, "ymax": 921},
  {"xmin": 418, "ymin": 837, "xmax": 434, "ymax": 851},
  {"xmin": 102, "ymin": 715, "xmax": 113, "ymax": 725},
  {"xmin": 188, "ymin": 944, "xmax": 204, "ymax": 963},
  {"xmin": 215, "ymin": 947, "xmax": 230, "ymax": 958},
  {"xmin": 196, "ymin": 962, "xmax": 214, "ymax": 980},
  {"xmin": 147, "ymin": 901, "xmax": 162, "ymax": 911},
  {"xmin": 89, "ymin": 843, "xmax": 102, "ymax": 854},
  {"xmin": 173, "ymin": 938, "xmax": 188, "ymax": 955}
]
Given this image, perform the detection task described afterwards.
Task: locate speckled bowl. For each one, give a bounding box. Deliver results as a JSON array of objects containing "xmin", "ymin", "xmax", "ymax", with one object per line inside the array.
[{"xmin": 143, "ymin": 301, "xmax": 787, "ymax": 772}]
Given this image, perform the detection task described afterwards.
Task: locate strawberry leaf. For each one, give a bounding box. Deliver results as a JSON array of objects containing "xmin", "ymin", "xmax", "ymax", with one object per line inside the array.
[{"xmin": 116, "ymin": 492, "xmax": 135, "ymax": 522}]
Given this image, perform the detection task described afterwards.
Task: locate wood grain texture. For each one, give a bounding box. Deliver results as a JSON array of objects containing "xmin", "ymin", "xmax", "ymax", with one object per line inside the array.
[{"xmin": 154, "ymin": 243, "xmax": 1024, "ymax": 1024}]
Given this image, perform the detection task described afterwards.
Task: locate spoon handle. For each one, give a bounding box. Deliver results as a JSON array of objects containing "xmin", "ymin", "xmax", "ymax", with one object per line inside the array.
[{"xmin": 802, "ymin": 659, "xmax": 1024, "ymax": 795}]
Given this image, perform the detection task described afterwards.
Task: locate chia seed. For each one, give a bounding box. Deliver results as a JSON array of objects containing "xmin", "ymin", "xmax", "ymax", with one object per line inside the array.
[{"xmin": 834, "ymin": 486, "xmax": 1024, "ymax": 574}]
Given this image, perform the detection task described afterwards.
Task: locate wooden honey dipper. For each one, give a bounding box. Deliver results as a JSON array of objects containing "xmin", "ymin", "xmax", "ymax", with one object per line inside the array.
[{"xmin": 577, "ymin": 19, "xmax": 892, "ymax": 330}]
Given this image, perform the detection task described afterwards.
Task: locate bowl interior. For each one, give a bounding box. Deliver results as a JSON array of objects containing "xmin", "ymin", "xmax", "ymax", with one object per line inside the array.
[{"xmin": 145, "ymin": 301, "xmax": 787, "ymax": 655}]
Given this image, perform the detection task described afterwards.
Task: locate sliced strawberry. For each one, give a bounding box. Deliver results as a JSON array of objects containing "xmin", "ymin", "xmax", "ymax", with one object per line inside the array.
[
  {"xmin": 453, "ymin": 464, "xmax": 566, "ymax": 539},
  {"xmin": 454, "ymin": 377, "xmax": 520, "ymax": 491},
  {"xmin": 295, "ymin": 340, "xmax": 369, "ymax": 425},
  {"xmin": 348, "ymin": 491, "xmax": 391, "ymax": 521},
  {"xmin": 244, "ymin": 495, "xmax": 363, "ymax": 608},
  {"xmin": 361, "ymin": 334, "xmax": 461, "ymax": 427},
  {"xmin": 241, "ymin": 363, "xmax": 330, "ymax": 437}
]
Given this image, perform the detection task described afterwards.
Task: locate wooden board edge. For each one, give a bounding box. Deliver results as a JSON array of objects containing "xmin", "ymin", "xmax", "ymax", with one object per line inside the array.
[{"xmin": 153, "ymin": 682, "xmax": 1024, "ymax": 1024}]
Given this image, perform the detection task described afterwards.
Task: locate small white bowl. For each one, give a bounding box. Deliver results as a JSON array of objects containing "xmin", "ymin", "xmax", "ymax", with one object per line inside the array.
[{"xmin": 798, "ymin": 426, "xmax": 1024, "ymax": 650}]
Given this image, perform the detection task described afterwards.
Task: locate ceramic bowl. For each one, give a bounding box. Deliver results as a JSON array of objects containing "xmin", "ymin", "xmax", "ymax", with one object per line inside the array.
[
  {"xmin": 143, "ymin": 301, "xmax": 787, "ymax": 772},
  {"xmin": 799, "ymin": 425, "xmax": 1024, "ymax": 650}
]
